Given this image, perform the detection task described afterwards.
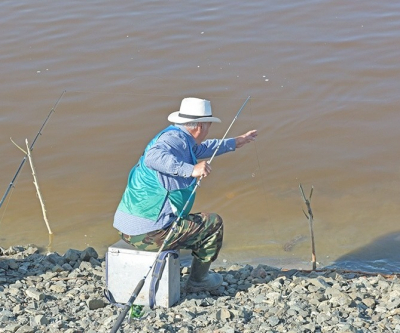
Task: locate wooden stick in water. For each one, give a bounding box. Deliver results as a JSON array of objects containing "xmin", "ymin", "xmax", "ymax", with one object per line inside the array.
[
  {"xmin": 11, "ymin": 138, "xmax": 53, "ymax": 235},
  {"xmin": 299, "ymin": 183, "xmax": 316, "ymax": 270},
  {"xmin": 25, "ymin": 139, "xmax": 53, "ymax": 235}
]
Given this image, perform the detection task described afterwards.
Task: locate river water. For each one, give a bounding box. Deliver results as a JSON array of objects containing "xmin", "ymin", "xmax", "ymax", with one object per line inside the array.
[{"xmin": 1, "ymin": 1, "xmax": 400, "ymax": 273}]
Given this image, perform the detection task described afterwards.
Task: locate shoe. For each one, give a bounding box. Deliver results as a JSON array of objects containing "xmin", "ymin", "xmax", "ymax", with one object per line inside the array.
[{"xmin": 186, "ymin": 257, "xmax": 223, "ymax": 292}]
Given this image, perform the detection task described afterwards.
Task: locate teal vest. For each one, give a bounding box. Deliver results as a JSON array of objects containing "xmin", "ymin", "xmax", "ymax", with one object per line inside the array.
[{"xmin": 117, "ymin": 126, "xmax": 197, "ymax": 221}]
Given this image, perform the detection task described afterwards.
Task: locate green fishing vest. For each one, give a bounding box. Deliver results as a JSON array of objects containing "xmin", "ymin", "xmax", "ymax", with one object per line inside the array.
[{"xmin": 117, "ymin": 126, "xmax": 197, "ymax": 221}]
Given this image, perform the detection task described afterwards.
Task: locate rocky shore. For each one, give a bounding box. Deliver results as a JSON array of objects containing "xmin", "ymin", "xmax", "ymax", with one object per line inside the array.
[{"xmin": 1, "ymin": 245, "xmax": 400, "ymax": 333}]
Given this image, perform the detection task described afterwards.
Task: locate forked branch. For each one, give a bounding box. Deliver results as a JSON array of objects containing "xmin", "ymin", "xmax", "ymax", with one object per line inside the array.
[
  {"xmin": 11, "ymin": 138, "xmax": 53, "ymax": 235},
  {"xmin": 299, "ymin": 183, "xmax": 316, "ymax": 270}
]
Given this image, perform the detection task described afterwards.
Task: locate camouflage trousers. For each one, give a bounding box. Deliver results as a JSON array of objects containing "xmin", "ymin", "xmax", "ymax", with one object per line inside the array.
[{"xmin": 120, "ymin": 212, "xmax": 223, "ymax": 263}]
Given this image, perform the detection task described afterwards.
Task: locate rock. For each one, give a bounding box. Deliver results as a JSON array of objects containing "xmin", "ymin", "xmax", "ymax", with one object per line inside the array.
[
  {"xmin": 87, "ymin": 299, "xmax": 105, "ymax": 310},
  {"xmin": 268, "ymin": 315, "xmax": 280, "ymax": 327},
  {"xmin": 62, "ymin": 263, "xmax": 74, "ymax": 271},
  {"xmin": 387, "ymin": 298, "xmax": 400, "ymax": 310},
  {"xmin": 81, "ymin": 247, "xmax": 98, "ymax": 261},
  {"xmin": 34, "ymin": 314, "xmax": 49, "ymax": 325},
  {"xmin": 5, "ymin": 246, "xmax": 24, "ymax": 255},
  {"xmin": 64, "ymin": 249, "xmax": 81, "ymax": 262},
  {"xmin": 46, "ymin": 253, "xmax": 64, "ymax": 265},
  {"xmin": 79, "ymin": 261, "xmax": 92, "ymax": 271},
  {"xmin": 51, "ymin": 264, "xmax": 64, "ymax": 273},
  {"xmin": 251, "ymin": 265, "xmax": 267, "ymax": 279},
  {"xmin": 4, "ymin": 323, "xmax": 21, "ymax": 332},
  {"xmin": 24, "ymin": 246, "xmax": 38, "ymax": 256},
  {"xmin": 309, "ymin": 277, "xmax": 331, "ymax": 290},
  {"xmin": 50, "ymin": 282, "xmax": 67, "ymax": 293},
  {"xmin": 215, "ymin": 308, "xmax": 232, "ymax": 321},
  {"xmin": 15, "ymin": 326, "xmax": 35, "ymax": 333},
  {"xmin": 2, "ymin": 244, "xmax": 400, "ymax": 333},
  {"xmin": 25, "ymin": 288, "xmax": 45, "ymax": 301},
  {"xmin": 0, "ymin": 260, "xmax": 9, "ymax": 270},
  {"xmin": 8, "ymin": 260, "xmax": 19, "ymax": 270},
  {"xmin": 89, "ymin": 257, "xmax": 101, "ymax": 267},
  {"xmin": 362, "ymin": 297, "xmax": 376, "ymax": 308}
]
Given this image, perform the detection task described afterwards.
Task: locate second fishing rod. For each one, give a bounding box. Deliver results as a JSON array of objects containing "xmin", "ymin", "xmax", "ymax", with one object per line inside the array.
[
  {"xmin": 110, "ymin": 95, "xmax": 251, "ymax": 333},
  {"xmin": 0, "ymin": 91, "xmax": 66, "ymax": 211}
]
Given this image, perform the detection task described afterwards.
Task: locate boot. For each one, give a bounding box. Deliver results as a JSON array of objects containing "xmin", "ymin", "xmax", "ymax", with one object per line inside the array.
[{"xmin": 186, "ymin": 257, "xmax": 223, "ymax": 292}]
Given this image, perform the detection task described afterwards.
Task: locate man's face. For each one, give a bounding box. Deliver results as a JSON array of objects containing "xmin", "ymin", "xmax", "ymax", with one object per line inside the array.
[{"xmin": 197, "ymin": 122, "xmax": 212, "ymax": 143}]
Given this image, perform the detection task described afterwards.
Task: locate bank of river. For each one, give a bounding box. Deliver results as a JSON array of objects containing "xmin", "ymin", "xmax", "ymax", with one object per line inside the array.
[{"xmin": 1, "ymin": 245, "xmax": 400, "ymax": 332}]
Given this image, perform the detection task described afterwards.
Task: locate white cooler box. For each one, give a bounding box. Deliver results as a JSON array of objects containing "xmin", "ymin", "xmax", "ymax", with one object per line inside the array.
[{"xmin": 106, "ymin": 240, "xmax": 180, "ymax": 308}]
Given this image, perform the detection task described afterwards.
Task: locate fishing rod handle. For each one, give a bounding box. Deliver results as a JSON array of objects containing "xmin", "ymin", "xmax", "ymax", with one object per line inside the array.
[{"xmin": 109, "ymin": 278, "xmax": 145, "ymax": 333}]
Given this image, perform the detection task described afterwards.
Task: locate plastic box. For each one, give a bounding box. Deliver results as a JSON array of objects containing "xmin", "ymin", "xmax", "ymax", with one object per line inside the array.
[{"xmin": 106, "ymin": 240, "xmax": 180, "ymax": 308}]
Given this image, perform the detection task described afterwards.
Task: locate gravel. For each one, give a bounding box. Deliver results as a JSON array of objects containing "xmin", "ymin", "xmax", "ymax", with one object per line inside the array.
[{"xmin": 1, "ymin": 244, "xmax": 400, "ymax": 333}]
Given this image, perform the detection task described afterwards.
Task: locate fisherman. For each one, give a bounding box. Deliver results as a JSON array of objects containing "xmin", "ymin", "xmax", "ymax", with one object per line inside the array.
[{"xmin": 113, "ymin": 97, "xmax": 257, "ymax": 292}]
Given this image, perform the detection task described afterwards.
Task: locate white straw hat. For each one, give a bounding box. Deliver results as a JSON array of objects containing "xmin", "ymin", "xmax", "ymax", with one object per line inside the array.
[{"xmin": 168, "ymin": 97, "xmax": 221, "ymax": 124}]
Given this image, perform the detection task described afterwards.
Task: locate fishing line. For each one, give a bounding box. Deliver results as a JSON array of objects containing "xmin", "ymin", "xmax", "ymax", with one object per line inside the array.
[{"xmin": 248, "ymin": 99, "xmax": 278, "ymax": 241}]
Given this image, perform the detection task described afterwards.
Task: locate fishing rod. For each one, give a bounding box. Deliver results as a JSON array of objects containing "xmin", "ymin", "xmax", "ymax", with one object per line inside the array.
[
  {"xmin": 0, "ymin": 90, "xmax": 66, "ymax": 210},
  {"xmin": 110, "ymin": 95, "xmax": 251, "ymax": 333}
]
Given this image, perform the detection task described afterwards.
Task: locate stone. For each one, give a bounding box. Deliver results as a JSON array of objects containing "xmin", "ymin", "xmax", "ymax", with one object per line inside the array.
[
  {"xmin": 268, "ymin": 316, "xmax": 280, "ymax": 327},
  {"xmin": 51, "ymin": 264, "xmax": 64, "ymax": 273},
  {"xmin": 87, "ymin": 299, "xmax": 105, "ymax": 310},
  {"xmin": 89, "ymin": 257, "xmax": 101, "ymax": 267},
  {"xmin": 80, "ymin": 247, "xmax": 98, "ymax": 261},
  {"xmin": 64, "ymin": 249, "xmax": 81, "ymax": 262},
  {"xmin": 362, "ymin": 297, "xmax": 376, "ymax": 308},
  {"xmin": 25, "ymin": 288, "xmax": 45, "ymax": 301},
  {"xmin": 50, "ymin": 283, "xmax": 67, "ymax": 293},
  {"xmin": 4, "ymin": 323, "xmax": 22, "ymax": 332},
  {"xmin": 8, "ymin": 260, "xmax": 19, "ymax": 270},
  {"xmin": 215, "ymin": 308, "xmax": 232, "ymax": 321},
  {"xmin": 62, "ymin": 263, "xmax": 74, "ymax": 271},
  {"xmin": 2, "ymin": 244, "xmax": 400, "ymax": 333},
  {"xmin": 34, "ymin": 314, "xmax": 49, "ymax": 325},
  {"xmin": 15, "ymin": 326, "xmax": 35, "ymax": 333},
  {"xmin": 79, "ymin": 261, "xmax": 92, "ymax": 271},
  {"xmin": 46, "ymin": 253, "xmax": 64, "ymax": 265}
]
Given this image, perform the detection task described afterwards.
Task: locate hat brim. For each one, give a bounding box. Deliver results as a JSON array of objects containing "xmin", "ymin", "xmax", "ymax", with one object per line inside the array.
[{"xmin": 168, "ymin": 111, "xmax": 221, "ymax": 124}]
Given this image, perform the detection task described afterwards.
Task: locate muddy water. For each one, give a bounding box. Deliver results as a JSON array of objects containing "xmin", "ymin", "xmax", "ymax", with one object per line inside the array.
[{"xmin": 1, "ymin": 1, "xmax": 400, "ymax": 273}]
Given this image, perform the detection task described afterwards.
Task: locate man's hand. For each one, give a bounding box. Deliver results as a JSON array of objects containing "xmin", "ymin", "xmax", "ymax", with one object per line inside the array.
[
  {"xmin": 235, "ymin": 130, "xmax": 258, "ymax": 148},
  {"xmin": 191, "ymin": 161, "xmax": 212, "ymax": 178}
]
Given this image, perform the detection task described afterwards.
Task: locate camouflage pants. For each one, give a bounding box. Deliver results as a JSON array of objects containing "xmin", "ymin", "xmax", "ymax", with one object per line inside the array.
[{"xmin": 120, "ymin": 212, "xmax": 223, "ymax": 263}]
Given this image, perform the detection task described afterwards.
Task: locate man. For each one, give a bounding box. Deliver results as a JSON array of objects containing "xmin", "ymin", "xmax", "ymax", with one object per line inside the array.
[{"xmin": 113, "ymin": 97, "xmax": 257, "ymax": 292}]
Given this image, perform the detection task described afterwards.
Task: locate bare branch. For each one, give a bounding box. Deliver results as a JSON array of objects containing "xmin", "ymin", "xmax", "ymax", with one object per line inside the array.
[
  {"xmin": 299, "ymin": 184, "xmax": 317, "ymax": 271},
  {"xmin": 23, "ymin": 139, "xmax": 53, "ymax": 235},
  {"xmin": 10, "ymin": 138, "xmax": 27, "ymax": 155}
]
